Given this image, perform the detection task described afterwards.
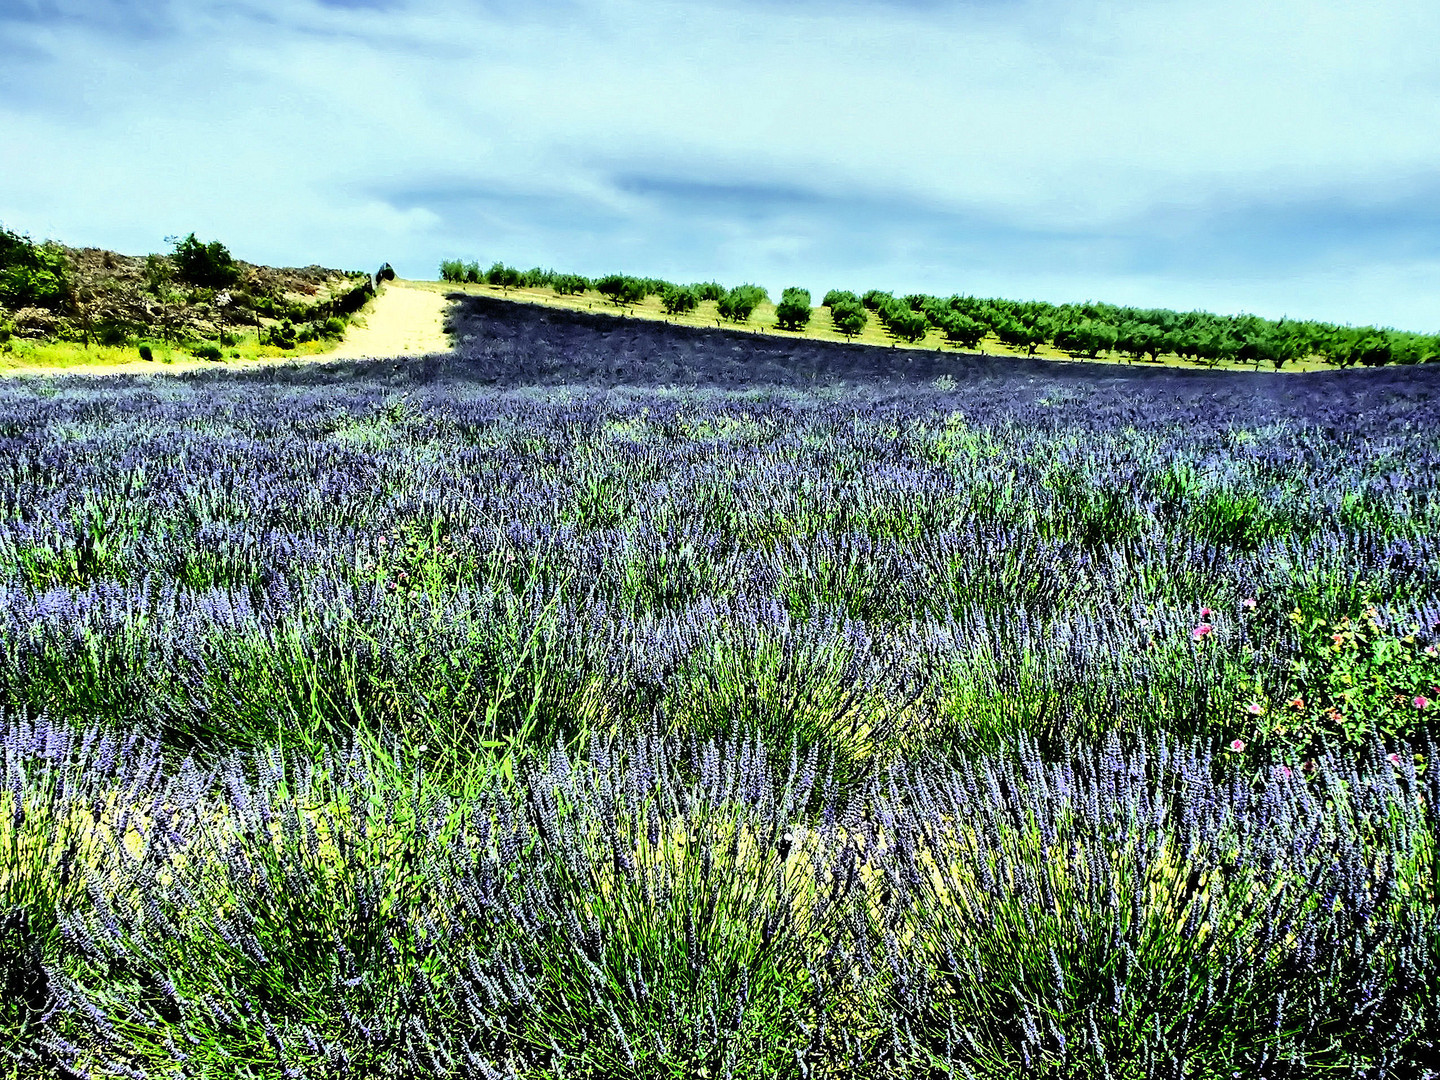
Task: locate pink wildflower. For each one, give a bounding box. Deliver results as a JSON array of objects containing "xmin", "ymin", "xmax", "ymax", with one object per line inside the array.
[
  {"xmin": 1193, "ymin": 623, "xmax": 1213, "ymax": 641},
  {"xmin": 1246, "ymin": 702, "xmax": 1264, "ymax": 716},
  {"xmin": 1416, "ymin": 696, "xmax": 1431, "ymax": 711},
  {"xmin": 1275, "ymin": 765, "xmax": 1293, "ymax": 779},
  {"xmin": 1289, "ymin": 697, "xmax": 1305, "ymax": 710},
  {"xmin": 1200, "ymin": 607, "xmax": 1213, "ymax": 618},
  {"xmin": 1229, "ymin": 739, "xmax": 1246, "ymax": 753},
  {"xmin": 1242, "ymin": 597, "xmax": 1257, "ymax": 610},
  {"xmin": 1388, "ymin": 753, "xmax": 1402, "ymax": 766}
]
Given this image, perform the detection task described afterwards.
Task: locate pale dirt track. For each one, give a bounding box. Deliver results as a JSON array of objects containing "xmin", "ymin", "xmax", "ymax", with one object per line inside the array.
[
  {"xmin": 324, "ymin": 281, "xmax": 452, "ymax": 359},
  {"xmin": 0, "ymin": 282, "xmax": 453, "ymax": 378}
]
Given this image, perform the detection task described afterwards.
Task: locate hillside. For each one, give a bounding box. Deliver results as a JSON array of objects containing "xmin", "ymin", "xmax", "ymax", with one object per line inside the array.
[
  {"xmin": 0, "ymin": 227, "xmax": 380, "ymax": 367},
  {"xmin": 433, "ymin": 264, "xmax": 1440, "ymax": 372}
]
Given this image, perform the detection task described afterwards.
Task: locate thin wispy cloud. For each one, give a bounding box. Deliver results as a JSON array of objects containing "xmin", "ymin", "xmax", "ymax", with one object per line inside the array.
[{"xmin": 1, "ymin": 0, "xmax": 1437, "ymax": 328}]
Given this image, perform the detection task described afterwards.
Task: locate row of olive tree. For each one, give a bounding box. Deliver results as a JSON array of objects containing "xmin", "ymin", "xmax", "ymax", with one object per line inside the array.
[
  {"xmin": 436, "ymin": 254, "xmax": 1440, "ymax": 366},
  {"xmin": 445, "ymin": 261, "xmax": 787, "ymax": 326},
  {"xmin": 905, "ymin": 292, "xmax": 1440, "ymax": 368}
]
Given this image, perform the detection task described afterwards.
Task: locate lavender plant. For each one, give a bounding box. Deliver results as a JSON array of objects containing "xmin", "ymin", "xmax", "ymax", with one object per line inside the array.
[{"xmin": 0, "ymin": 301, "xmax": 1437, "ymax": 1076}]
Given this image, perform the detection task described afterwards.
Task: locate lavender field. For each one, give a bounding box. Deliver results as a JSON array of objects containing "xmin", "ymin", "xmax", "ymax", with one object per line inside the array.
[{"xmin": 4, "ymin": 302, "xmax": 1440, "ymax": 1079}]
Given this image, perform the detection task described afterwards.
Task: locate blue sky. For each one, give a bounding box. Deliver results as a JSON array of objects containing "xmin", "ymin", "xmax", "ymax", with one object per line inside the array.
[{"xmin": 2, "ymin": 0, "xmax": 1438, "ymax": 330}]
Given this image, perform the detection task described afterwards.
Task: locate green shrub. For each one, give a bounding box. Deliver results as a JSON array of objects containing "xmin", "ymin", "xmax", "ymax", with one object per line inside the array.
[
  {"xmin": 822, "ymin": 289, "xmax": 859, "ymax": 308},
  {"xmin": 717, "ymin": 284, "xmax": 768, "ymax": 324},
  {"xmin": 830, "ymin": 300, "xmax": 867, "ymax": 339},
  {"xmin": 936, "ymin": 312, "xmax": 982, "ymax": 349},
  {"xmin": 0, "ymin": 225, "xmax": 69, "ymax": 309},
  {"xmin": 774, "ymin": 287, "xmax": 812, "ymax": 331},
  {"xmin": 138, "ymin": 344, "xmax": 153, "ymax": 361},
  {"xmin": 661, "ymin": 283, "xmax": 699, "ymax": 316},
  {"xmin": 439, "ymin": 259, "xmax": 465, "ymax": 283},
  {"xmin": 596, "ymin": 274, "xmax": 646, "ymax": 308},
  {"xmin": 1275, "ymin": 602, "xmax": 1440, "ymax": 752},
  {"xmin": 263, "ymin": 320, "xmax": 297, "ymax": 348},
  {"xmin": 694, "ymin": 281, "xmax": 726, "ymax": 303},
  {"xmin": 880, "ymin": 300, "xmax": 928, "ymax": 343},
  {"xmin": 551, "ymin": 273, "xmax": 590, "ymax": 295},
  {"xmin": 193, "ymin": 344, "xmax": 223, "ymax": 362},
  {"xmin": 171, "ymin": 233, "xmax": 239, "ymax": 289},
  {"xmin": 485, "ymin": 262, "xmax": 522, "ymax": 289}
]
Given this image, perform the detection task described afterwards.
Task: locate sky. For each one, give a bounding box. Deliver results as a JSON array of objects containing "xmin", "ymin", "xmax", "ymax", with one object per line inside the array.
[{"xmin": 2, "ymin": 0, "xmax": 1438, "ymax": 330}]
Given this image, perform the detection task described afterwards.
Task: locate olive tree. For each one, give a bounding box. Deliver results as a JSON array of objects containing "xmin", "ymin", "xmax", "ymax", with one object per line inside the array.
[{"xmin": 774, "ymin": 287, "xmax": 811, "ymax": 331}]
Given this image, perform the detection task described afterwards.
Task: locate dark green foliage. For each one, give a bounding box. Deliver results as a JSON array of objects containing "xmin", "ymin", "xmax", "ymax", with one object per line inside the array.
[
  {"xmin": 717, "ymin": 283, "xmax": 769, "ymax": 323},
  {"xmin": 661, "ymin": 283, "xmax": 699, "ymax": 316},
  {"xmin": 0, "ymin": 224, "xmax": 69, "ymax": 308},
  {"xmin": 1053, "ymin": 318, "xmax": 1118, "ymax": 358},
  {"xmin": 138, "ymin": 344, "xmax": 153, "ymax": 361},
  {"xmin": 485, "ymin": 262, "xmax": 522, "ymax": 289},
  {"xmin": 193, "ymin": 344, "xmax": 223, "ymax": 361},
  {"xmin": 438, "ymin": 258, "xmax": 465, "ymax": 283},
  {"xmin": 141, "ymin": 253, "xmax": 174, "ymax": 295},
  {"xmin": 551, "ymin": 273, "xmax": 591, "ymax": 295},
  {"xmin": 774, "ymin": 287, "xmax": 812, "ymax": 331},
  {"xmin": 822, "ymin": 289, "xmax": 859, "ymax": 308},
  {"xmin": 597, "ymin": 274, "xmax": 647, "ymax": 308},
  {"xmin": 170, "ymin": 233, "xmax": 239, "ymax": 289},
  {"xmin": 263, "ymin": 319, "xmax": 297, "ymax": 348},
  {"xmin": 694, "ymin": 281, "xmax": 727, "ymax": 303},
  {"xmin": 940, "ymin": 311, "xmax": 987, "ymax": 349},
  {"xmin": 829, "ymin": 298, "xmax": 867, "ymax": 338},
  {"xmin": 876, "ymin": 298, "xmax": 929, "ymax": 342},
  {"xmin": 861, "ymin": 289, "xmax": 892, "ymax": 311}
]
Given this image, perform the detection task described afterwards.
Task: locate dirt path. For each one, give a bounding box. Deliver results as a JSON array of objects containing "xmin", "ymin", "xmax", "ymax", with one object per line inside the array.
[
  {"xmin": 324, "ymin": 281, "xmax": 452, "ymax": 359},
  {"xmin": 0, "ymin": 282, "xmax": 453, "ymax": 379}
]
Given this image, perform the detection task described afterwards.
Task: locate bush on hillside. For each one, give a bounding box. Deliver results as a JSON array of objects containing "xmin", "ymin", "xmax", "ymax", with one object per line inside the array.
[
  {"xmin": 775, "ymin": 287, "xmax": 812, "ymax": 331},
  {"xmin": 717, "ymin": 284, "xmax": 769, "ymax": 324},
  {"xmin": 486, "ymin": 263, "xmax": 522, "ymax": 290},
  {"xmin": 596, "ymin": 274, "xmax": 647, "ymax": 308},
  {"xmin": 171, "ymin": 233, "xmax": 239, "ymax": 290},
  {"xmin": 661, "ymin": 284, "xmax": 699, "ymax": 316},
  {"xmin": 551, "ymin": 273, "xmax": 591, "ymax": 296},
  {"xmin": 941, "ymin": 312, "xmax": 987, "ymax": 350},
  {"xmin": 0, "ymin": 225, "xmax": 69, "ymax": 309},
  {"xmin": 829, "ymin": 299, "xmax": 867, "ymax": 339}
]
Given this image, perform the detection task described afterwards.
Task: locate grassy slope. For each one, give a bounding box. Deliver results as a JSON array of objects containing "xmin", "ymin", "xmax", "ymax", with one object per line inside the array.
[
  {"xmin": 417, "ymin": 279, "xmax": 1337, "ymax": 373},
  {"xmin": 0, "ymin": 290, "xmax": 381, "ymax": 375}
]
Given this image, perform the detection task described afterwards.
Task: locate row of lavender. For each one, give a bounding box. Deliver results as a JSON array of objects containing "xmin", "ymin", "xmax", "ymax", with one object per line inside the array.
[
  {"xmin": 1, "ymin": 366, "xmax": 1436, "ymax": 759},
  {"xmin": 0, "ymin": 351, "xmax": 1438, "ymax": 1076},
  {"xmin": 6, "ymin": 718, "xmax": 1439, "ymax": 1078}
]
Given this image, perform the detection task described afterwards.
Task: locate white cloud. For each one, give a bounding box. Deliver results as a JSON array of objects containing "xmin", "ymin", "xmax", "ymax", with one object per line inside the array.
[{"xmin": 1, "ymin": 0, "xmax": 1438, "ymax": 328}]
